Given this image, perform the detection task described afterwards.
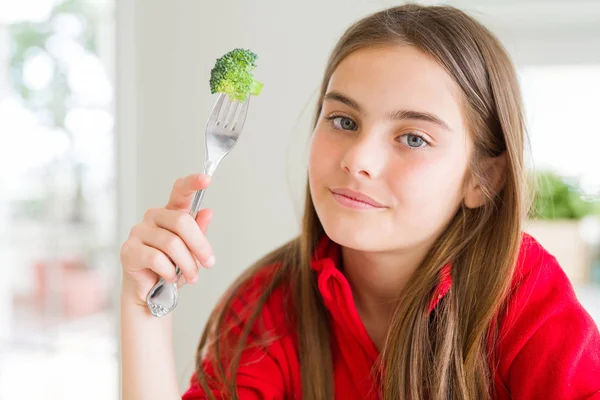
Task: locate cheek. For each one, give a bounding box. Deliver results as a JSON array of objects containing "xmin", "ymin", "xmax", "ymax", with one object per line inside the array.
[
  {"xmin": 392, "ymin": 150, "xmax": 468, "ymax": 210},
  {"xmin": 308, "ymin": 129, "xmax": 339, "ymax": 184}
]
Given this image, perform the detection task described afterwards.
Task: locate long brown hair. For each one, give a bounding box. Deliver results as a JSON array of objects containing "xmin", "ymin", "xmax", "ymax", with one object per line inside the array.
[{"xmin": 195, "ymin": 4, "xmax": 528, "ymax": 399}]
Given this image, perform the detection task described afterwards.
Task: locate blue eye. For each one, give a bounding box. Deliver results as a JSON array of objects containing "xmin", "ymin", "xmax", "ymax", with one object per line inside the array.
[
  {"xmin": 399, "ymin": 133, "xmax": 428, "ymax": 149},
  {"xmin": 328, "ymin": 116, "xmax": 357, "ymax": 131}
]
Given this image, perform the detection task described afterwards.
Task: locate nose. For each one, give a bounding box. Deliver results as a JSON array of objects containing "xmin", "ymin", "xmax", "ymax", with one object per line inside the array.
[{"xmin": 340, "ymin": 132, "xmax": 386, "ymax": 179}]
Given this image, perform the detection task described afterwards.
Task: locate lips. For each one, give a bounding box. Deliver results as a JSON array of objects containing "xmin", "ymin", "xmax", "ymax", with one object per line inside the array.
[{"xmin": 330, "ymin": 188, "xmax": 386, "ymax": 208}]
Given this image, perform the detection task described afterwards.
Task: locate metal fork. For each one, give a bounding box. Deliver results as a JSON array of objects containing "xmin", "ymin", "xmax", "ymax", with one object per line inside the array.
[{"xmin": 146, "ymin": 93, "xmax": 251, "ymax": 317}]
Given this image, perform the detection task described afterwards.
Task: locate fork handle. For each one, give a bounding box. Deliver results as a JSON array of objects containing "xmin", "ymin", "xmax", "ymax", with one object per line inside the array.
[
  {"xmin": 189, "ymin": 188, "xmax": 206, "ymax": 219},
  {"xmin": 146, "ymin": 161, "xmax": 217, "ymax": 317}
]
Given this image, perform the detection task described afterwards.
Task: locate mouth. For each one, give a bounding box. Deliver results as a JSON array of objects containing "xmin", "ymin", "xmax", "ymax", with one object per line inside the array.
[{"xmin": 329, "ymin": 188, "xmax": 387, "ymax": 209}]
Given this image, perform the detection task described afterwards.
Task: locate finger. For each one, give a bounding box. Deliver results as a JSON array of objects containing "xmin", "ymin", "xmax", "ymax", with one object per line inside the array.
[
  {"xmin": 149, "ymin": 209, "xmax": 216, "ymax": 269},
  {"xmin": 195, "ymin": 208, "xmax": 213, "ymax": 235},
  {"xmin": 177, "ymin": 274, "xmax": 187, "ymax": 289},
  {"xmin": 137, "ymin": 224, "xmax": 200, "ymax": 284},
  {"xmin": 166, "ymin": 174, "xmax": 212, "ymax": 211},
  {"xmin": 131, "ymin": 241, "xmax": 179, "ymax": 283}
]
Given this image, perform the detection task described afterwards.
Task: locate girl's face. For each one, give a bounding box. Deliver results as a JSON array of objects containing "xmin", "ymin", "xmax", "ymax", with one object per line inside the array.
[{"xmin": 309, "ymin": 45, "xmax": 473, "ymax": 253}]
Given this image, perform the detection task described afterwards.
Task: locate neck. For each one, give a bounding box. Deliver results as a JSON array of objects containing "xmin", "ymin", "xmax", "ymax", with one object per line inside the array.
[{"xmin": 340, "ymin": 241, "xmax": 431, "ymax": 348}]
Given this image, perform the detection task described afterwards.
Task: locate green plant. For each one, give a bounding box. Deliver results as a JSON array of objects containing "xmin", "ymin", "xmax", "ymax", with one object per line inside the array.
[{"xmin": 530, "ymin": 171, "xmax": 599, "ymax": 220}]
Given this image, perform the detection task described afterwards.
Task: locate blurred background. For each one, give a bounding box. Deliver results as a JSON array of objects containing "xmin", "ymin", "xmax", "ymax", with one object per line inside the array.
[{"xmin": 0, "ymin": 0, "xmax": 598, "ymax": 399}]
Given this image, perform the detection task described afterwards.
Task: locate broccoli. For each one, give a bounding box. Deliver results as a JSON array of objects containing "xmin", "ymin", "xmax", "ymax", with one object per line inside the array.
[{"xmin": 209, "ymin": 48, "xmax": 263, "ymax": 101}]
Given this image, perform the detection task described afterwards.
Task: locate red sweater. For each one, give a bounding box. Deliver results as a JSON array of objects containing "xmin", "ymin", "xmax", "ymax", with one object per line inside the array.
[{"xmin": 182, "ymin": 234, "xmax": 600, "ymax": 399}]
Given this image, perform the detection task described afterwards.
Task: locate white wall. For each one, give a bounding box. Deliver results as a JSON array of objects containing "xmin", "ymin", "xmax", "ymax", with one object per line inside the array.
[{"xmin": 116, "ymin": 0, "xmax": 600, "ymax": 393}]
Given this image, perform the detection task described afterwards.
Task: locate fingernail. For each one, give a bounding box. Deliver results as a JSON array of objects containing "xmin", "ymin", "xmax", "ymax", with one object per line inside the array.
[
  {"xmin": 190, "ymin": 275, "xmax": 199, "ymax": 284},
  {"xmin": 204, "ymin": 255, "xmax": 216, "ymax": 268}
]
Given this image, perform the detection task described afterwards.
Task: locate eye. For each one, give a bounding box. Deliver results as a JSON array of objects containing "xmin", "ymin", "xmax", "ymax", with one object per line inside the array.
[
  {"xmin": 398, "ymin": 133, "xmax": 429, "ymax": 149},
  {"xmin": 326, "ymin": 115, "xmax": 357, "ymax": 131}
]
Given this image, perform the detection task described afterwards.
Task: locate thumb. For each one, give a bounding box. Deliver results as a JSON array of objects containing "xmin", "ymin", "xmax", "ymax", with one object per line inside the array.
[{"xmin": 195, "ymin": 208, "xmax": 213, "ymax": 235}]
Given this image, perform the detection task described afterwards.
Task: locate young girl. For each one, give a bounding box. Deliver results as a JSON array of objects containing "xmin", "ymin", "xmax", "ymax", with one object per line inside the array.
[{"xmin": 120, "ymin": 4, "xmax": 600, "ymax": 399}]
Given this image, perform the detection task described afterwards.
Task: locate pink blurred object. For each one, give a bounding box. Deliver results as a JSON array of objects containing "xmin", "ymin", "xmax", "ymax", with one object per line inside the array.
[{"xmin": 33, "ymin": 257, "xmax": 109, "ymax": 319}]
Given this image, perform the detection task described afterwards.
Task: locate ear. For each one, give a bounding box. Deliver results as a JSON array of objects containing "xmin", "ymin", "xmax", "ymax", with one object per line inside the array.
[{"xmin": 464, "ymin": 152, "xmax": 508, "ymax": 209}]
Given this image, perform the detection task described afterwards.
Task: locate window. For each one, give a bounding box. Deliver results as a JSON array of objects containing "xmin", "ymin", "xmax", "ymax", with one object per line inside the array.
[
  {"xmin": 521, "ymin": 64, "xmax": 600, "ymax": 198},
  {"xmin": 0, "ymin": 1, "xmax": 117, "ymax": 399}
]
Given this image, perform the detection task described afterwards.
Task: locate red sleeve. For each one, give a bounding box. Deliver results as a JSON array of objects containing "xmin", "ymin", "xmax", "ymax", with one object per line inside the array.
[
  {"xmin": 181, "ymin": 270, "xmax": 299, "ymax": 400},
  {"xmin": 497, "ymin": 248, "xmax": 600, "ymax": 399}
]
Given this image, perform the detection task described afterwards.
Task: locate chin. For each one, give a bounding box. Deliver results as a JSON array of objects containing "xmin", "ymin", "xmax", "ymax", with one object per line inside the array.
[{"xmin": 319, "ymin": 213, "xmax": 390, "ymax": 252}]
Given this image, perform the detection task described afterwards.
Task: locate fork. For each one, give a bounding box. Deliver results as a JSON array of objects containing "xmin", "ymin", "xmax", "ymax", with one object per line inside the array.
[{"xmin": 146, "ymin": 93, "xmax": 251, "ymax": 317}]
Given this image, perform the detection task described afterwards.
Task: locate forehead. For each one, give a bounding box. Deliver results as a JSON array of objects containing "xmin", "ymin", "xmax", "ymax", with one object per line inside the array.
[{"xmin": 326, "ymin": 45, "xmax": 466, "ymax": 131}]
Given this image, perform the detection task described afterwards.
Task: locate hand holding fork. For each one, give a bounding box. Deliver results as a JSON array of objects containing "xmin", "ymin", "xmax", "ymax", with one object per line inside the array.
[{"xmin": 119, "ymin": 93, "xmax": 251, "ymax": 317}]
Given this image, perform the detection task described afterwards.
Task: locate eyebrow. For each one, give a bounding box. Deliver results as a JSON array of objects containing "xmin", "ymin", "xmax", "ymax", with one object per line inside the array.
[{"xmin": 323, "ymin": 91, "xmax": 453, "ymax": 132}]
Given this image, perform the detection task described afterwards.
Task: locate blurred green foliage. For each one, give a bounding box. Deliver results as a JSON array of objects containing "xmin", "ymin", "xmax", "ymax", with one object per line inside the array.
[
  {"xmin": 8, "ymin": 0, "xmax": 98, "ymax": 124},
  {"xmin": 530, "ymin": 171, "xmax": 600, "ymax": 220},
  {"xmin": 7, "ymin": 0, "xmax": 100, "ymax": 223}
]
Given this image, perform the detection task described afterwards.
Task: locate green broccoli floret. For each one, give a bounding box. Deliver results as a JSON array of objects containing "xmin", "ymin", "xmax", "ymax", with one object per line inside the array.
[{"xmin": 209, "ymin": 48, "xmax": 263, "ymax": 101}]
